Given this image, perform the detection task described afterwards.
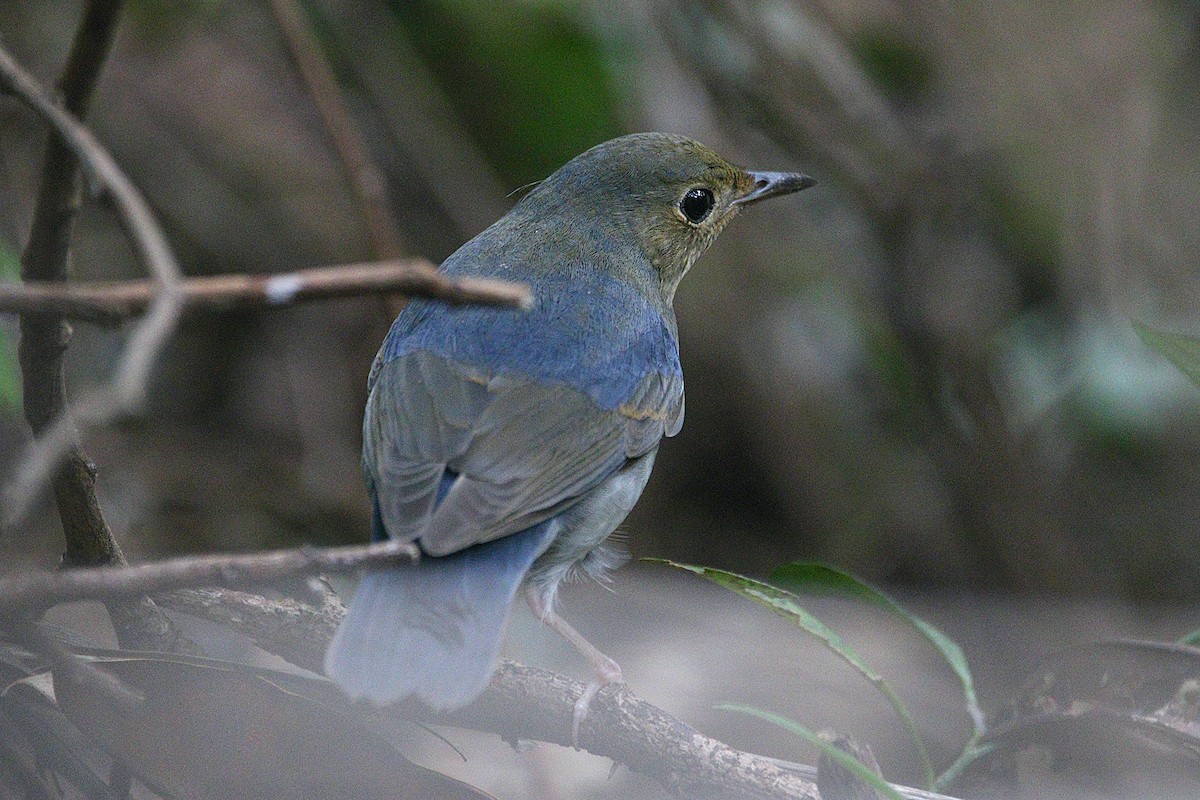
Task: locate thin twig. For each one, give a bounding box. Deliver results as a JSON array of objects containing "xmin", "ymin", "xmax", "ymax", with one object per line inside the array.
[
  {"xmin": 2, "ymin": 1, "xmax": 188, "ymax": 652},
  {"xmin": 0, "ymin": 37, "xmax": 186, "ymax": 345},
  {"xmin": 0, "ymin": 259, "xmax": 531, "ymax": 324},
  {"xmin": 265, "ymin": 0, "xmax": 407, "ymax": 260},
  {"xmin": 0, "ymin": 540, "xmax": 417, "ymax": 616},
  {"xmin": 320, "ymin": 0, "xmax": 512, "ymax": 236},
  {"xmin": 0, "ymin": 38, "xmax": 185, "ymax": 530}
]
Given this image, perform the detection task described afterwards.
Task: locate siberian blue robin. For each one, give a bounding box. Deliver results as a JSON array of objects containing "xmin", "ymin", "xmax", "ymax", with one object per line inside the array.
[{"xmin": 324, "ymin": 133, "xmax": 814, "ymax": 738}]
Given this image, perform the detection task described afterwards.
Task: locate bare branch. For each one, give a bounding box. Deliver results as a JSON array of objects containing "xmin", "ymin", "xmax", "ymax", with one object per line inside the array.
[
  {"xmin": 2, "ymin": 0, "xmax": 189, "ymax": 652},
  {"xmin": 0, "ymin": 36, "xmax": 183, "ymax": 533},
  {"xmin": 161, "ymin": 586, "xmax": 346, "ymax": 672},
  {"xmin": 266, "ymin": 0, "xmax": 407, "ymax": 260},
  {"xmin": 0, "ymin": 36, "xmax": 186, "ymax": 323},
  {"xmin": 158, "ymin": 585, "xmax": 958, "ymax": 800},
  {"xmin": 0, "ymin": 259, "xmax": 532, "ymax": 324},
  {"xmin": 163, "ymin": 584, "xmax": 821, "ymax": 799},
  {"xmin": 445, "ymin": 660, "xmax": 824, "ymax": 799},
  {"xmin": 0, "ymin": 540, "xmax": 417, "ymax": 617}
]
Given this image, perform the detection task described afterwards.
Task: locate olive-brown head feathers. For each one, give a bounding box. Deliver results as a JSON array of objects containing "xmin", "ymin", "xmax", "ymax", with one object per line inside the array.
[{"xmin": 504, "ymin": 132, "xmax": 814, "ymax": 304}]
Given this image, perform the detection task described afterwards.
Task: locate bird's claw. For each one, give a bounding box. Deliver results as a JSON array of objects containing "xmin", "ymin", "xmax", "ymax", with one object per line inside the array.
[{"xmin": 572, "ymin": 655, "xmax": 624, "ymax": 749}]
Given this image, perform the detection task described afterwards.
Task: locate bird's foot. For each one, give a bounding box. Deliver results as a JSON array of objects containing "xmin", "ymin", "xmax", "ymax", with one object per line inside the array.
[
  {"xmin": 523, "ymin": 585, "xmax": 626, "ymax": 749},
  {"xmin": 572, "ymin": 653, "xmax": 623, "ymax": 748}
]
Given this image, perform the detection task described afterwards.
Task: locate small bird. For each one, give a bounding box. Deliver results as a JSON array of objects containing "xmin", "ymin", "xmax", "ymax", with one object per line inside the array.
[{"xmin": 325, "ymin": 133, "xmax": 814, "ymax": 738}]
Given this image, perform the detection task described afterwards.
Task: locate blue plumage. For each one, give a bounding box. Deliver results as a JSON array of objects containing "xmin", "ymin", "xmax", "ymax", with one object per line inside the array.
[
  {"xmin": 331, "ymin": 509, "xmax": 558, "ymax": 708},
  {"xmin": 324, "ymin": 133, "xmax": 813, "ymax": 721},
  {"xmin": 382, "ymin": 269, "xmax": 681, "ymax": 413}
]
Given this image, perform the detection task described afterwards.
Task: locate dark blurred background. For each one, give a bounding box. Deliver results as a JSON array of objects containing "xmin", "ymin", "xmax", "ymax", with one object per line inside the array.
[
  {"xmin": 6, "ymin": 0, "xmax": 1200, "ymax": 597},
  {"xmin": 4, "ymin": 2, "xmax": 1200, "ymax": 796}
]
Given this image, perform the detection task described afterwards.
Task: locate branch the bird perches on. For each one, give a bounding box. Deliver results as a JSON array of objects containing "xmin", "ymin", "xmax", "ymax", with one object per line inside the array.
[{"xmin": 0, "ymin": 544, "xmax": 960, "ymax": 800}]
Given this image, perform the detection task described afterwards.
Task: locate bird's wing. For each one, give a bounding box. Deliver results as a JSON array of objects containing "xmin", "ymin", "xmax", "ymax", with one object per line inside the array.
[
  {"xmin": 618, "ymin": 366, "xmax": 685, "ymax": 451},
  {"xmin": 364, "ymin": 350, "xmax": 492, "ymax": 545},
  {"xmin": 365, "ymin": 349, "xmax": 682, "ymax": 555}
]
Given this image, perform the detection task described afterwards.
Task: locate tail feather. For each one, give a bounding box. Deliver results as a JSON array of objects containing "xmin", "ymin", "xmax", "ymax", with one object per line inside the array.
[{"xmin": 325, "ymin": 520, "xmax": 557, "ymax": 709}]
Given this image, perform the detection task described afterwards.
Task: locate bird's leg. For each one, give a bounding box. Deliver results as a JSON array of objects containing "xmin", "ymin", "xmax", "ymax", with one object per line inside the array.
[{"xmin": 524, "ymin": 585, "xmax": 623, "ymax": 748}]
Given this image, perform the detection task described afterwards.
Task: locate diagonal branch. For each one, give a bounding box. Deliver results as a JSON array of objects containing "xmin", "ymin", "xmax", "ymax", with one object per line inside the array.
[
  {"xmin": 0, "ymin": 259, "xmax": 531, "ymax": 324},
  {"xmin": 0, "ymin": 541, "xmax": 816, "ymax": 798},
  {"xmin": 265, "ymin": 0, "xmax": 407, "ymax": 260}
]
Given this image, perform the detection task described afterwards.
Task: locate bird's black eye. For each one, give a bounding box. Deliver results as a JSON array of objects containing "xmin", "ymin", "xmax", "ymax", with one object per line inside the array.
[{"xmin": 679, "ymin": 188, "xmax": 715, "ymax": 224}]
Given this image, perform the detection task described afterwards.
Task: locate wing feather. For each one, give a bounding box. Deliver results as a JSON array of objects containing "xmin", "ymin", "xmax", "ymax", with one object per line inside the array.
[{"xmin": 367, "ymin": 350, "xmax": 683, "ymax": 555}]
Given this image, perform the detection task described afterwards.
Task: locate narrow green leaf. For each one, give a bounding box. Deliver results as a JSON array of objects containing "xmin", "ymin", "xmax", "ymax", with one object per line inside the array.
[
  {"xmin": 1133, "ymin": 320, "xmax": 1200, "ymax": 391},
  {"xmin": 717, "ymin": 704, "xmax": 907, "ymax": 800},
  {"xmin": 651, "ymin": 559, "xmax": 935, "ymax": 789},
  {"xmin": 933, "ymin": 738, "xmax": 992, "ymax": 792},
  {"xmin": 655, "ymin": 561, "xmax": 879, "ymax": 678},
  {"xmin": 0, "ymin": 241, "xmax": 20, "ymax": 416},
  {"xmin": 0, "ymin": 243, "xmax": 17, "ymax": 280},
  {"xmin": 770, "ymin": 562, "xmax": 985, "ymax": 737},
  {"xmin": 1178, "ymin": 629, "xmax": 1200, "ymax": 647},
  {"xmin": 0, "ymin": 333, "xmax": 19, "ymax": 417}
]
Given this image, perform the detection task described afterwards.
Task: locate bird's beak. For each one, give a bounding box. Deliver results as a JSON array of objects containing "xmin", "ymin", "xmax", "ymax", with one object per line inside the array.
[{"xmin": 735, "ymin": 171, "xmax": 817, "ymax": 205}]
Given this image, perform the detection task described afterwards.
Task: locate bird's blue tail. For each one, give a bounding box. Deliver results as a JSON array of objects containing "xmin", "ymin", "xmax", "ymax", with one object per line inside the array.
[{"xmin": 324, "ymin": 508, "xmax": 557, "ymax": 710}]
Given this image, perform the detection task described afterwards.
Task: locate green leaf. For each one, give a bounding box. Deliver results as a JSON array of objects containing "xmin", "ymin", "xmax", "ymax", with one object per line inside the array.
[
  {"xmin": 392, "ymin": 1, "xmax": 623, "ymax": 186},
  {"xmin": 718, "ymin": 704, "xmax": 907, "ymax": 800},
  {"xmin": 650, "ymin": 560, "xmax": 935, "ymax": 789},
  {"xmin": 0, "ymin": 243, "xmax": 17, "ymax": 281},
  {"xmin": 1133, "ymin": 320, "xmax": 1200, "ymax": 391},
  {"xmin": 1178, "ymin": 629, "xmax": 1200, "ymax": 647},
  {"xmin": 0, "ymin": 242, "xmax": 21, "ymax": 416},
  {"xmin": 932, "ymin": 739, "xmax": 992, "ymax": 792},
  {"xmin": 0, "ymin": 332, "xmax": 18, "ymax": 417},
  {"xmin": 770, "ymin": 562, "xmax": 985, "ymax": 738}
]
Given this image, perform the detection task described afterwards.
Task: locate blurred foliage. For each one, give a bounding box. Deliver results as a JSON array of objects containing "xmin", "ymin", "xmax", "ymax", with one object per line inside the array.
[
  {"xmin": 0, "ymin": 241, "xmax": 20, "ymax": 418},
  {"xmin": 847, "ymin": 27, "xmax": 932, "ymax": 107},
  {"xmin": 980, "ymin": 179, "xmax": 1062, "ymax": 307},
  {"xmin": 389, "ymin": 0, "xmax": 623, "ymax": 185},
  {"xmin": 4, "ymin": 0, "xmax": 1200, "ymax": 595},
  {"xmin": 126, "ymin": 0, "xmax": 225, "ymax": 38},
  {"xmin": 0, "ymin": 639, "xmax": 496, "ymax": 800},
  {"xmin": 1134, "ymin": 321, "xmax": 1200, "ymax": 392},
  {"xmin": 861, "ymin": 317, "xmax": 922, "ymax": 423}
]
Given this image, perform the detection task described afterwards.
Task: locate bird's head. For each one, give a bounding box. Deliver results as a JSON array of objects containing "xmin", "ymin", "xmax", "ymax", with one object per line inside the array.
[{"xmin": 518, "ymin": 133, "xmax": 815, "ymax": 302}]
